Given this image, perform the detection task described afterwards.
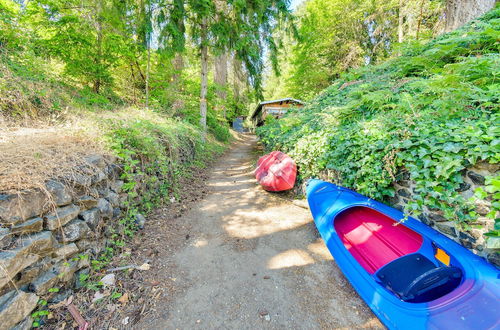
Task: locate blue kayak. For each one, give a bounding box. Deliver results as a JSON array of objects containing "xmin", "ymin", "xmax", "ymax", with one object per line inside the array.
[{"xmin": 306, "ymin": 179, "xmax": 499, "ymax": 329}]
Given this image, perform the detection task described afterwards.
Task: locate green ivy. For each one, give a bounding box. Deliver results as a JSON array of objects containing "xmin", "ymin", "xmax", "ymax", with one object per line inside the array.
[{"xmin": 257, "ymin": 8, "xmax": 500, "ymax": 234}]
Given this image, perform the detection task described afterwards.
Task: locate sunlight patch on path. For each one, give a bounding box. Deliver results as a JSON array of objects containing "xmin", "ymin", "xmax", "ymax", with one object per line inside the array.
[
  {"xmin": 223, "ymin": 206, "xmax": 311, "ymax": 239},
  {"xmin": 267, "ymin": 249, "xmax": 315, "ymax": 269}
]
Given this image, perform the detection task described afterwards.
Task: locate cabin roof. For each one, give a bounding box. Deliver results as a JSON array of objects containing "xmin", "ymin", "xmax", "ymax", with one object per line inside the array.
[{"xmin": 250, "ymin": 98, "xmax": 305, "ymax": 120}]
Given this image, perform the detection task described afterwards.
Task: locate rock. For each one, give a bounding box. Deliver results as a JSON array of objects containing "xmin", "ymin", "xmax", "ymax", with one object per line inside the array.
[
  {"xmin": 428, "ymin": 212, "xmax": 447, "ymax": 222},
  {"xmin": 11, "ymin": 217, "xmax": 43, "ymax": 235},
  {"xmin": 112, "ymin": 207, "xmax": 121, "ymax": 220},
  {"xmin": 473, "ymin": 217, "xmax": 494, "ymax": 231},
  {"xmin": 49, "ymin": 289, "xmax": 73, "ymax": 304},
  {"xmin": 97, "ymin": 198, "xmax": 113, "ymax": 220},
  {"xmin": 104, "ymin": 163, "xmax": 122, "ymax": 179},
  {"xmin": 121, "ymin": 316, "xmax": 130, "ymax": 325},
  {"xmin": 387, "ymin": 195, "xmax": 399, "ymax": 206},
  {"xmin": 0, "ymin": 232, "xmax": 56, "ymax": 289},
  {"xmin": 17, "ymin": 231, "xmax": 55, "ymax": 253},
  {"xmin": 456, "ymin": 182, "xmax": 471, "ymax": 192},
  {"xmin": 0, "ymin": 190, "xmax": 47, "ymax": 225},
  {"xmin": 417, "ymin": 214, "xmax": 434, "ymax": 227},
  {"xmin": 79, "ymin": 208, "xmax": 101, "ymax": 230},
  {"xmin": 44, "ymin": 204, "xmax": 80, "ymax": 230},
  {"xmin": 54, "ymin": 243, "xmax": 79, "ymax": 258},
  {"xmin": 486, "ymin": 236, "xmax": 500, "ymax": 249},
  {"xmin": 467, "ymin": 171, "xmax": 485, "ymax": 185},
  {"xmin": 0, "ymin": 252, "xmax": 38, "ymax": 292},
  {"xmin": 110, "ymin": 180, "xmax": 124, "ymax": 193},
  {"xmin": 77, "ymin": 255, "xmax": 90, "ymax": 269},
  {"xmin": 135, "ymin": 213, "xmax": 146, "ymax": 229},
  {"xmin": 75, "ymin": 268, "xmax": 90, "ymax": 289},
  {"xmin": 11, "ymin": 316, "xmax": 33, "ymax": 330},
  {"xmin": 84, "ymin": 154, "xmax": 106, "ymax": 168},
  {"xmin": 459, "ymin": 239, "xmax": 474, "ymax": 249},
  {"xmin": 56, "ymin": 260, "xmax": 78, "ymax": 283},
  {"xmin": 486, "ymin": 252, "xmax": 500, "ymax": 267},
  {"xmin": 67, "ymin": 172, "xmax": 92, "ymax": 188},
  {"xmin": 30, "ymin": 270, "xmax": 58, "ymax": 295},
  {"xmin": 0, "ymin": 290, "xmax": 39, "ymax": 330},
  {"xmin": 75, "ymin": 196, "xmax": 98, "ymax": 210},
  {"xmin": 119, "ymin": 193, "xmax": 128, "ymax": 205},
  {"xmin": 474, "ymin": 162, "xmax": 499, "ymax": 173},
  {"xmin": 76, "ymin": 240, "xmax": 104, "ymax": 255},
  {"xmin": 30, "ymin": 260, "xmax": 78, "ymax": 295},
  {"xmin": 469, "ymin": 228, "xmax": 484, "ymax": 240},
  {"xmin": 106, "ymin": 192, "xmax": 120, "ymax": 207},
  {"xmin": 436, "ymin": 222, "xmax": 457, "ymax": 237},
  {"xmin": 460, "ymin": 189, "xmax": 474, "ymax": 200},
  {"xmin": 458, "ymin": 231, "xmax": 476, "ymax": 243},
  {"xmin": 0, "ymin": 227, "xmax": 12, "ymax": 249},
  {"xmin": 57, "ymin": 220, "xmax": 91, "ymax": 243},
  {"xmin": 397, "ymin": 188, "xmax": 411, "ymax": 199},
  {"xmin": 100, "ymin": 274, "xmax": 115, "ymax": 287},
  {"xmin": 399, "ymin": 180, "xmax": 411, "ymax": 188},
  {"xmin": 91, "ymin": 170, "xmax": 107, "ymax": 184},
  {"xmin": 8, "ymin": 258, "xmax": 52, "ymax": 291},
  {"xmin": 474, "ymin": 200, "xmax": 491, "ymax": 216},
  {"xmin": 394, "ymin": 204, "xmax": 404, "ymax": 212},
  {"xmin": 97, "ymin": 185, "xmax": 111, "ymax": 198},
  {"xmin": 45, "ymin": 180, "xmax": 72, "ymax": 206}
]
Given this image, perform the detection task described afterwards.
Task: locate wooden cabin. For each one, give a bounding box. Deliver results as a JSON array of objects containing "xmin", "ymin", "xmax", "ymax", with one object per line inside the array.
[{"xmin": 250, "ymin": 98, "xmax": 305, "ymax": 127}]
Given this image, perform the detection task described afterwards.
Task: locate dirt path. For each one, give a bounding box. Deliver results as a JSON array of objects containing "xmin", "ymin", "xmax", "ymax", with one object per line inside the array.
[{"xmin": 136, "ymin": 134, "xmax": 382, "ymax": 329}]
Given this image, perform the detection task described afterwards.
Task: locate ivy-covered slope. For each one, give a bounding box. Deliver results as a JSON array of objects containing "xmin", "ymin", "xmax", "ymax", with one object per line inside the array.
[{"xmin": 257, "ymin": 8, "xmax": 499, "ymax": 229}]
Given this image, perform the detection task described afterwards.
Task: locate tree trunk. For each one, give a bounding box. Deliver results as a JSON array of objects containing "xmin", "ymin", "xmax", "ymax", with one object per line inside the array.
[
  {"xmin": 199, "ymin": 19, "xmax": 209, "ymax": 139},
  {"xmin": 445, "ymin": 0, "xmax": 496, "ymax": 32},
  {"xmin": 146, "ymin": 39, "xmax": 151, "ymax": 109},
  {"xmin": 172, "ymin": 53, "xmax": 185, "ymax": 112},
  {"xmin": 232, "ymin": 56, "xmax": 243, "ymax": 104},
  {"xmin": 172, "ymin": 53, "xmax": 184, "ymax": 85},
  {"xmin": 145, "ymin": 0, "xmax": 152, "ymax": 110},
  {"xmin": 398, "ymin": 0, "xmax": 404, "ymax": 44},
  {"xmin": 416, "ymin": 0, "xmax": 425, "ymax": 40},
  {"xmin": 214, "ymin": 52, "xmax": 228, "ymax": 118},
  {"xmin": 93, "ymin": 0, "xmax": 103, "ymax": 94}
]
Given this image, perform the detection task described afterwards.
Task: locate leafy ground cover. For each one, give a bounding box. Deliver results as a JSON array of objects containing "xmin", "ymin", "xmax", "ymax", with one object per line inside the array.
[{"xmin": 257, "ymin": 8, "xmax": 499, "ymax": 234}]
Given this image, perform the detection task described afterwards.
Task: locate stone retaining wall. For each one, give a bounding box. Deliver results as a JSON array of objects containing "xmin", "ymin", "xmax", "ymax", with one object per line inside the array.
[
  {"xmin": 390, "ymin": 162, "xmax": 499, "ymax": 267},
  {"xmin": 296, "ymin": 162, "xmax": 499, "ymax": 268},
  {"xmin": 0, "ymin": 154, "xmax": 130, "ymax": 329}
]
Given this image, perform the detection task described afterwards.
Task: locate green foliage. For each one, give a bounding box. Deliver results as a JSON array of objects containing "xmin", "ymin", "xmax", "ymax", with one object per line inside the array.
[
  {"xmin": 258, "ymin": 9, "xmax": 500, "ymax": 231},
  {"xmin": 103, "ymin": 113, "xmax": 224, "ymax": 234},
  {"xmin": 1, "ymin": 0, "xmax": 257, "ymax": 125},
  {"xmin": 265, "ymin": 0, "xmax": 445, "ymax": 101}
]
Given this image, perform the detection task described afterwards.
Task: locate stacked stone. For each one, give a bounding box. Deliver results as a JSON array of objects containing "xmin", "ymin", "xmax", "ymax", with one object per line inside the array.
[
  {"xmin": 293, "ymin": 162, "xmax": 499, "ymax": 268},
  {"xmin": 0, "ymin": 154, "xmax": 128, "ymax": 329},
  {"xmin": 391, "ymin": 162, "xmax": 499, "ymax": 267}
]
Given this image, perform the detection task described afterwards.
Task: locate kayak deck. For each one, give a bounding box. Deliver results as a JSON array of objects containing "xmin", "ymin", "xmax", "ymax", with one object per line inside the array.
[{"xmin": 335, "ymin": 206, "xmax": 423, "ymax": 274}]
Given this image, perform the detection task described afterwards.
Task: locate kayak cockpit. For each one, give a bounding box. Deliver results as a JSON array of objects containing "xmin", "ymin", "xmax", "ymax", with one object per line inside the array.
[
  {"xmin": 334, "ymin": 206, "xmax": 463, "ymax": 303},
  {"xmin": 335, "ymin": 206, "xmax": 424, "ymax": 274}
]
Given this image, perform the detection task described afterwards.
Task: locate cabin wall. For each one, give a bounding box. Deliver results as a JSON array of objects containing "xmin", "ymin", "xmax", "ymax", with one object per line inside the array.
[{"xmin": 261, "ymin": 102, "xmax": 304, "ymax": 121}]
